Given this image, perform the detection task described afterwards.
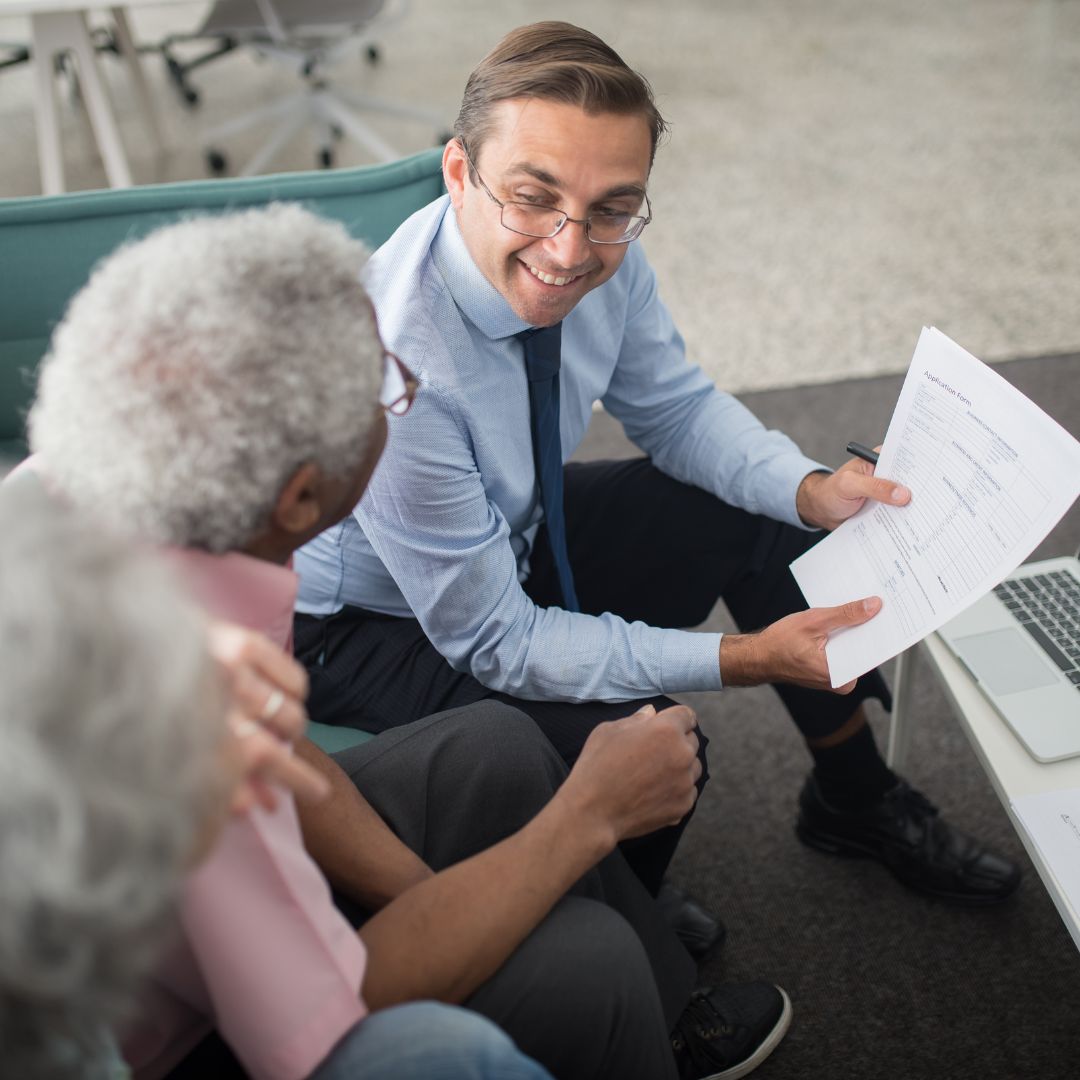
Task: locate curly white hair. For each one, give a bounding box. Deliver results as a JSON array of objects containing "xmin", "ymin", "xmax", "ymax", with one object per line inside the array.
[
  {"xmin": 29, "ymin": 203, "xmax": 382, "ymax": 552},
  {"xmin": 0, "ymin": 475, "xmax": 228, "ymax": 1078}
]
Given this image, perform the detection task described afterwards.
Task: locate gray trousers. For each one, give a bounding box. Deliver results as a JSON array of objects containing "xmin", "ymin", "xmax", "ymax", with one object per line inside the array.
[{"xmin": 332, "ymin": 701, "xmax": 696, "ymax": 1080}]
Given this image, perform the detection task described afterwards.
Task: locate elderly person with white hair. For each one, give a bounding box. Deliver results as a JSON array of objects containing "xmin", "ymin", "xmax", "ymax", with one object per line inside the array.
[
  {"xmin": 0, "ymin": 474, "xmax": 548, "ymax": 1080},
  {"xmin": 27, "ymin": 204, "xmax": 739, "ymax": 1080},
  {"xmin": 0, "ymin": 478, "xmax": 247, "ymax": 1078}
]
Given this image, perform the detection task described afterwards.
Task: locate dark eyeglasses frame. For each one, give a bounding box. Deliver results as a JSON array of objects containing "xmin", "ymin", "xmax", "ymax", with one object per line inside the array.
[
  {"xmin": 363, "ymin": 294, "xmax": 418, "ymax": 417},
  {"xmin": 460, "ymin": 142, "xmax": 652, "ymax": 245}
]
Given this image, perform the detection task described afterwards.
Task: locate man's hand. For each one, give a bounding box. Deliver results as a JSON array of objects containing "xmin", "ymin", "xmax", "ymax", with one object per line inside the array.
[
  {"xmin": 719, "ymin": 597, "xmax": 883, "ymax": 693},
  {"xmin": 796, "ymin": 452, "xmax": 910, "ymax": 531},
  {"xmin": 558, "ymin": 704, "xmax": 701, "ymax": 850},
  {"xmin": 207, "ymin": 622, "xmax": 329, "ymax": 815}
]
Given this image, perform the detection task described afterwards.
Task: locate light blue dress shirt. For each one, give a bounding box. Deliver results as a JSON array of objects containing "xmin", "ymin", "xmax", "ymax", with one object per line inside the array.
[{"xmin": 295, "ymin": 196, "xmax": 825, "ymax": 703}]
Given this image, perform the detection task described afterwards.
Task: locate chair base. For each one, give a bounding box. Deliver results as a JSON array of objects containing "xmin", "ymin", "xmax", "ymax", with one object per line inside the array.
[{"xmin": 203, "ymin": 83, "xmax": 446, "ymax": 175}]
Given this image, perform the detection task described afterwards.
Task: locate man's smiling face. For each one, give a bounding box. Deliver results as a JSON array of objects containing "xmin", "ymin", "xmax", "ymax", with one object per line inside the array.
[{"xmin": 445, "ymin": 98, "xmax": 653, "ymax": 327}]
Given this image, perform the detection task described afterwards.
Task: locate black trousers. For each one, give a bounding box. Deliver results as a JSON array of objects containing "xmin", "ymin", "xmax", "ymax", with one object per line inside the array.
[
  {"xmin": 296, "ymin": 458, "xmax": 892, "ymax": 894},
  {"xmin": 172, "ymin": 703, "xmax": 691, "ymax": 1080},
  {"xmin": 337, "ymin": 702, "xmax": 693, "ymax": 1080}
]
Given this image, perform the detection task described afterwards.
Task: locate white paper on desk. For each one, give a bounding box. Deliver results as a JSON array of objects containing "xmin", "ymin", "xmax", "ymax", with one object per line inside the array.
[
  {"xmin": 1012, "ymin": 788, "xmax": 1080, "ymax": 912},
  {"xmin": 791, "ymin": 326, "xmax": 1080, "ymax": 687}
]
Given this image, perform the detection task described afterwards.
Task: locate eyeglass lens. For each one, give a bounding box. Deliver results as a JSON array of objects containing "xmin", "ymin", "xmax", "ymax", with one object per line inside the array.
[{"xmin": 500, "ymin": 203, "xmax": 646, "ymax": 244}]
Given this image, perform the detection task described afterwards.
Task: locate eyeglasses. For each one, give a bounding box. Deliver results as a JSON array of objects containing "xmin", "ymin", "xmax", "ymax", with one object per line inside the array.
[
  {"xmin": 380, "ymin": 350, "xmax": 418, "ymax": 416},
  {"xmin": 363, "ymin": 292, "xmax": 419, "ymax": 417},
  {"xmin": 461, "ymin": 143, "xmax": 652, "ymax": 245}
]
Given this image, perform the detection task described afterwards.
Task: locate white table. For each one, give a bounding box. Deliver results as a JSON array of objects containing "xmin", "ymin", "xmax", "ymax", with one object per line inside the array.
[
  {"xmin": 1, "ymin": 0, "xmax": 188, "ymax": 193},
  {"xmin": 889, "ymin": 635, "xmax": 1080, "ymax": 951}
]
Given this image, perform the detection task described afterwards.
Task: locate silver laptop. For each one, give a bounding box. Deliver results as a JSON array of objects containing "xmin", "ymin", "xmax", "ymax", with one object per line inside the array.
[{"xmin": 938, "ymin": 553, "xmax": 1080, "ymax": 763}]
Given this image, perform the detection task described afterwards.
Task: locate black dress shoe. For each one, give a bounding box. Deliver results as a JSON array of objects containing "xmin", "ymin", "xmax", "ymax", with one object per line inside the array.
[
  {"xmin": 658, "ymin": 881, "xmax": 726, "ymax": 960},
  {"xmin": 795, "ymin": 774, "xmax": 1022, "ymax": 906}
]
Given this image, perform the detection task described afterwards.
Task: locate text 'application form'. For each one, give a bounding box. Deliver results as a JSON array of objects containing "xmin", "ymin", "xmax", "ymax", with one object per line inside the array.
[{"xmin": 792, "ymin": 327, "xmax": 1080, "ymax": 686}]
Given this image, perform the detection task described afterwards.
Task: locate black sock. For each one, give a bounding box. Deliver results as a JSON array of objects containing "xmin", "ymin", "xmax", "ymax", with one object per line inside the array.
[{"xmin": 810, "ymin": 723, "xmax": 897, "ymax": 810}]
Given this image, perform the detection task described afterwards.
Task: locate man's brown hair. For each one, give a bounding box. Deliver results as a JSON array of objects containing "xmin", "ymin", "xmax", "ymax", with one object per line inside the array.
[{"xmin": 453, "ymin": 22, "xmax": 668, "ymax": 170}]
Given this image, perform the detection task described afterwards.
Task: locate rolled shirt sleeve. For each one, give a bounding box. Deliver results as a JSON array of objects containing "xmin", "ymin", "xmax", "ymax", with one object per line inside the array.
[
  {"xmin": 179, "ymin": 803, "xmax": 368, "ymax": 1080},
  {"xmin": 123, "ymin": 551, "xmax": 367, "ymax": 1080}
]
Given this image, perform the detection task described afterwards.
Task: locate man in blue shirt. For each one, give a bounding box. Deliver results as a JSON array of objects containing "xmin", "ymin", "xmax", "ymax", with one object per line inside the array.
[{"xmin": 295, "ymin": 22, "xmax": 1019, "ymax": 934}]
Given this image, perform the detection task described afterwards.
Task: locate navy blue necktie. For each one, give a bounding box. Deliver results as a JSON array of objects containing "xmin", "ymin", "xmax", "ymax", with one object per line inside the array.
[{"xmin": 517, "ymin": 323, "xmax": 579, "ymax": 612}]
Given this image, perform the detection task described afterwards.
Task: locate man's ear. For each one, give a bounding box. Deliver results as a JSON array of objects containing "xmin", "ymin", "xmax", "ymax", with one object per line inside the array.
[
  {"xmin": 443, "ymin": 138, "xmax": 468, "ymax": 209},
  {"xmin": 273, "ymin": 462, "xmax": 323, "ymax": 538}
]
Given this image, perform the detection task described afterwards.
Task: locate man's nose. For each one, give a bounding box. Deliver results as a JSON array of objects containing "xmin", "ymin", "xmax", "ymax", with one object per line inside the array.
[{"xmin": 544, "ymin": 217, "xmax": 592, "ymax": 269}]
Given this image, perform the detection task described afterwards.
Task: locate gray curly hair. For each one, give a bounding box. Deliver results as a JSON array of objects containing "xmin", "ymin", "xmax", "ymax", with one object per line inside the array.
[
  {"xmin": 29, "ymin": 203, "xmax": 382, "ymax": 552},
  {"xmin": 0, "ymin": 474, "xmax": 229, "ymax": 1078}
]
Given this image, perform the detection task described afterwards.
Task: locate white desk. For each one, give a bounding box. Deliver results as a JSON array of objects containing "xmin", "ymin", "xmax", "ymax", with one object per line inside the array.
[
  {"xmin": 1, "ymin": 0, "xmax": 187, "ymax": 193},
  {"xmin": 890, "ymin": 635, "xmax": 1080, "ymax": 951}
]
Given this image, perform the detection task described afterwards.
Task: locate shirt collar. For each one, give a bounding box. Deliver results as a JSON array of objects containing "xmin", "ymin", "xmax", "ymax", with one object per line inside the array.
[
  {"xmin": 10, "ymin": 456, "xmax": 301, "ymax": 652},
  {"xmin": 431, "ymin": 201, "xmax": 532, "ymax": 341},
  {"xmin": 163, "ymin": 548, "xmax": 299, "ymax": 652}
]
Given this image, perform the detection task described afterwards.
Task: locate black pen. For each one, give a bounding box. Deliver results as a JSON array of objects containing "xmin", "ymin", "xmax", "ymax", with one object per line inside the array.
[{"xmin": 845, "ymin": 441, "xmax": 879, "ymax": 467}]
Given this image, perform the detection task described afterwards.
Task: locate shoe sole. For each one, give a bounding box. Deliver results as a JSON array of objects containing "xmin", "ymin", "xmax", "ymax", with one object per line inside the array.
[
  {"xmin": 795, "ymin": 822, "xmax": 1021, "ymax": 907},
  {"xmin": 702, "ymin": 987, "xmax": 793, "ymax": 1080}
]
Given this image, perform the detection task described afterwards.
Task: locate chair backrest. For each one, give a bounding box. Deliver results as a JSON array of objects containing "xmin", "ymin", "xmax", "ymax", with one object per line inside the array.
[{"xmin": 0, "ymin": 146, "xmax": 445, "ymax": 461}]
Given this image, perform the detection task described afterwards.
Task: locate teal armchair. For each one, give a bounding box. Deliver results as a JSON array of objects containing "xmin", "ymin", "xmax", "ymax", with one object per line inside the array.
[
  {"xmin": 0, "ymin": 148, "xmax": 445, "ymax": 752},
  {"xmin": 0, "ymin": 146, "xmax": 445, "ymax": 460}
]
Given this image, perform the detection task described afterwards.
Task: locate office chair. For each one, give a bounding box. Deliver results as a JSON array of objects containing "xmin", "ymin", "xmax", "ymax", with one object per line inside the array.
[
  {"xmin": 160, "ymin": 0, "xmax": 447, "ymax": 177},
  {"xmin": 1, "ymin": 43, "xmax": 30, "ymax": 71}
]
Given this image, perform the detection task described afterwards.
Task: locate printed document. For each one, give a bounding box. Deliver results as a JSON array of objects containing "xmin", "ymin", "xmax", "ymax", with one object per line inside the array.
[
  {"xmin": 1011, "ymin": 787, "xmax": 1080, "ymax": 930},
  {"xmin": 791, "ymin": 326, "xmax": 1080, "ymax": 686}
]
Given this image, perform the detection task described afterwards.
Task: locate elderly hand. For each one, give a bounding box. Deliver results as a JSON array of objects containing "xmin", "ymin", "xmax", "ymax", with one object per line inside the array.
[
  {"xmin": 207, "ymin": 622, "xmax": 329, "ymax": 815},
  {"xmin": 795, "ymin": 449, "xmax": 910, "ymax": 531},
  {"xmin": 207, "ymin": 621, "xmax": 309, "ymax": 741}
]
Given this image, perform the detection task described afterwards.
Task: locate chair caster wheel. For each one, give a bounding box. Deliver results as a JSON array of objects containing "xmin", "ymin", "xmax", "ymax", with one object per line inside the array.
[
  {"xmin": 318, "ymin": 148, "xmax": 335, "ymax": 169},
  {"xmin": 166, "ymin": 56, "xmax": 200, "ymax": 108},
  {"xmin": 206, "ymin": 149, "xmax": 228, "ymax": 176}
]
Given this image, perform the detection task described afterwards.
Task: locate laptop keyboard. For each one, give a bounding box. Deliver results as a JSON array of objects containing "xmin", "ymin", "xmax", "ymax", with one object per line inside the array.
[{"xmin": 994, "ymin": 572, "xmax": 1080, "ymax": 691}]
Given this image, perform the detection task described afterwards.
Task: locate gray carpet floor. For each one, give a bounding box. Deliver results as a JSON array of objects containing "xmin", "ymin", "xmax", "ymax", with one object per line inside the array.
[{"xmin": 574, "ymin": 355, "xmax": 1080, "ymax": 1080}]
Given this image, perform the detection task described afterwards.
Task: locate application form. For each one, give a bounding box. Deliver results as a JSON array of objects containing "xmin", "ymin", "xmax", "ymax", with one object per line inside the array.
[{"xmin": 791, "ymin": 327, "xmax": 1080, "ymax": 686}]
